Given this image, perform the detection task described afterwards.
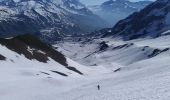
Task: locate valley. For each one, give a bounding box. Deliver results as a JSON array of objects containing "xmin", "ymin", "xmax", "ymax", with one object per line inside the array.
[
  {"xmin": 1, "ymin": 33, "xmax": 169, "ymax": 100},
  {"xmin": 1, "ymin": 0, "xmax": 170, "ymax": 100}
]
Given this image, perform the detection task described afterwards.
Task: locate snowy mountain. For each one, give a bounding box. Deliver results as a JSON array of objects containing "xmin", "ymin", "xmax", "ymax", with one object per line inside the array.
[
  {"xmin": 0, "ymin": 0, "xmax": 106, "ymax": 42},
  {"xmin": 88, "ymin": 0, "xmax": 152, "ymax": 27},
  {"xmin": 2, "ymin": 0, "xmax": 170, "ymax": 100},
  {"xmin": 49, "ymin": 1, "xmax": 170, "ymax": 99},
  {"xmin": 100, "ymin": 0, "xmax": 170, "ymax": 40}
]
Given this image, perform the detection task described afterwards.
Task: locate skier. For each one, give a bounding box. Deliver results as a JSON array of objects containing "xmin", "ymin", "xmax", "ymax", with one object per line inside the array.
[{"xmin": 97, "ymin": 85, "xmax": 100, "ymax": 90}]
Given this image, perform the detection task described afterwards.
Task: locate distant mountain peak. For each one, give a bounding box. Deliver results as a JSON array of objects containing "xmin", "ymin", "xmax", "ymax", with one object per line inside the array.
[
  {"xmin": 0, "ymin": 0, "xmax": 106, "ymax": 43},
  {"xmin": 88, "ymin": 0, "xmax": 152, "ymax": 27},
  {"xmin": 99, "ymin": 0, "xmax": 170, "ymax": 40}
]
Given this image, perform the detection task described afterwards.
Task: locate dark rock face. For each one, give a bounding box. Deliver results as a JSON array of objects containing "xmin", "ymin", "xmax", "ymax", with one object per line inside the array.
[
  {"xmin": 148, "ymin": 48, "xmax": 169, "ymax": 58},
  {"xmin": 0, "ymin": 34, "xmax": 67, "ymax": 66},
  {"xmin": 96, "ymin": 0, "xmax": 170, "ymax": 40},
  {"xmin": 66, "ymin": 66, "xmax": 83, "ymax": 75},
  {"xmin": 0, "ymin": 54, "xmax": 6, "ymax": 60},
  {"xmin": 114, "ymin": 68, "xmax": 121, "ymax": 72},
  {"xmin": 99, "ymin": 41, "xmax": 109, "ymax": 51},
  {"xmin": 0, "ymin": 34, "xmax": 84, "ymax": 75},
  {"xmin": 112, "ymin": 43, "xmax": 134, "ymax": 50},
  {"xmin": 51, "ymin": 70, "xmax": 68, "ymax": 77}
]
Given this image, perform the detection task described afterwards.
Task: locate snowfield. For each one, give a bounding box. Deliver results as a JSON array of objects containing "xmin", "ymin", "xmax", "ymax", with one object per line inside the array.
[
  {"xmin": 54, "ymin": 35, "xmax": 170, "ymax": 100},
  {"xmin": 1, "ymin": 35, "xmax": 170, "ymax": 100}
]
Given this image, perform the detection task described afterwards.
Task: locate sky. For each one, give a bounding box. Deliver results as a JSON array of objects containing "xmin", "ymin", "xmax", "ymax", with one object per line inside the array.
[
  {"xmin": 0, "ymin": 0, "xmax": 156, "ymax": 5},
  {"xmin": 79, "ymin": 0, "xmax": 155, "ymax": 5}
]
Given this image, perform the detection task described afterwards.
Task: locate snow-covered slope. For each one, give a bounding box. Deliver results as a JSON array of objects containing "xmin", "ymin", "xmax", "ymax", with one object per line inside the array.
[
  {"xmin": 53, "ymin": 30, "xmax": 170, "ymax": 100},
  {"xmin": 55, "ymin": 34, "xmax": 169, "ymax": 69},
  {"xmin": 3, "ymin": 34, "xmax": 170, "ymax": 100},
  {"xmin": 0, "ymin": 0, "xmax": 106, "ymax": 42},
  {"xmin": 1, "ymin": 26, "xmax": 170, "ymax": 100},
  {"xmin": 0, "ymin": 34, "xmax": 100, "ymax": 77},
  {"xmin": 0, "ymin": 34, "xmax": 113, "ymax": 100},
  {"xmin": 88, "ymin": 0, "xmax": 152, "ymax": 27}
]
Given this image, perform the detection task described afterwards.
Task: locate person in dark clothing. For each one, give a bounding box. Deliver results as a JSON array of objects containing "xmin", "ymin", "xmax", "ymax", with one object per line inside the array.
[{"xmin": 97, "ymin": 85, "xmax": 100, "ymax": 90}]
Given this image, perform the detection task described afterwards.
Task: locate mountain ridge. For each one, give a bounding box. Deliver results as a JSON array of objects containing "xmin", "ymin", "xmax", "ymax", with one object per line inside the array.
[
  {"xmin": 88, "ymin": 0, "xmax": 152, "ymax": 27},
  {"xmin": 0, "ymin": 0, "xmax": 106, "ymax": 42},
  {"xmin": 91, "ymin": 0, "xmax": 170, "ymax": 40}
]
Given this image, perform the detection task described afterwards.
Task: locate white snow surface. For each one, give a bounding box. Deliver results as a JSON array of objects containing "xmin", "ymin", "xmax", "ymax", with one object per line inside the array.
[
  {"xmin": 54, "ymin": 35, "xmax": 170, "ymax": 100},
  {"xmin": 1, "ymin": 34, "xmax": 170, "ymax": 99}
]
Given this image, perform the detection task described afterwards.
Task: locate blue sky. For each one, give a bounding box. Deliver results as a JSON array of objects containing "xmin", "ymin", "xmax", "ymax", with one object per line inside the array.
[{"xmin": 79, "ymin": 0, "xmax": 155, "ymax": 5}]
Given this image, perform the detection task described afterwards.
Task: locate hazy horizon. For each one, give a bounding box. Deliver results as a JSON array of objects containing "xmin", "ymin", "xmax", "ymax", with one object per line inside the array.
[{"xmin": 79, "ymin": 0, "xmax": 156, "ymax": 5}]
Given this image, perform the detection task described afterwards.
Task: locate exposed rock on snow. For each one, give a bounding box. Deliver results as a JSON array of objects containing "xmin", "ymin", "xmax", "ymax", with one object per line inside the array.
[
  {"xmin": 0, "ymin": 34, "xmax": 67, "ymax": 66},
  {"xmin": 0, "ymin": 54, "xmax": 5, "ymax": 60}
]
